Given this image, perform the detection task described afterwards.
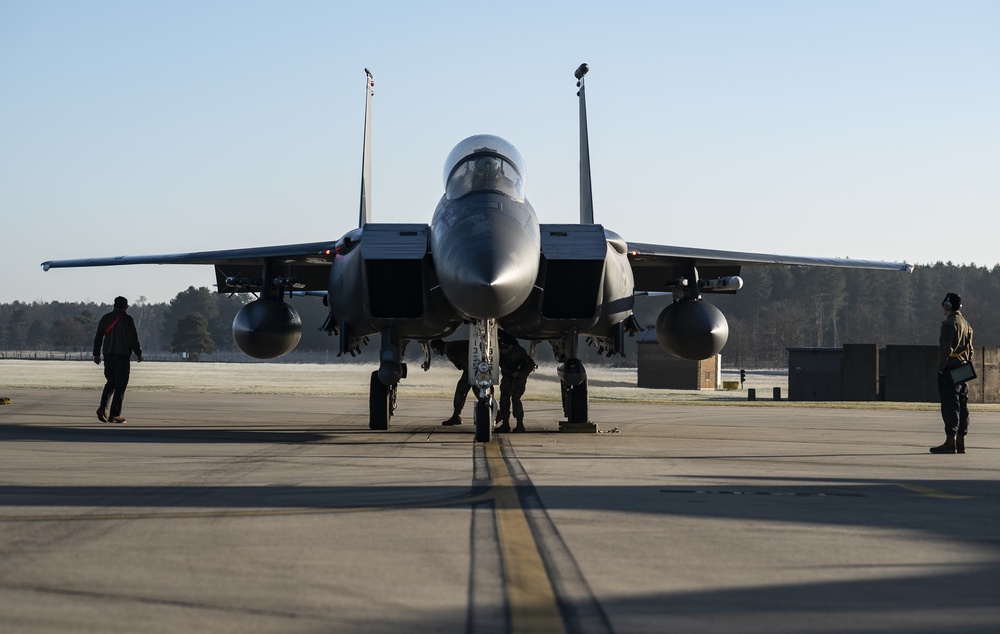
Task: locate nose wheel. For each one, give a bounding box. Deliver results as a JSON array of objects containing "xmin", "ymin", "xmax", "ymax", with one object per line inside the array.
[{"xmin": 474, "ymin": 395, "xmax": 495, "ymax": 443}]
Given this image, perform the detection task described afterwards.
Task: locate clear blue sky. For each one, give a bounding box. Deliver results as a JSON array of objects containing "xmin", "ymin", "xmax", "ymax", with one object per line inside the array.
[{"xmin": 2, "ymin": 1, "xmax": 997, "ymax": 304}]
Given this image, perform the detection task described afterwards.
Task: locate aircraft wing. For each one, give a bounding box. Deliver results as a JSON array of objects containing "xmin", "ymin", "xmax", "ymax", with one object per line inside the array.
[
  {"xmin": 627, "ymin": 241, "xmax": 913, "ymax": 293},
  {"xmin": 41, "ymin": 241, "xmax": 339, "ymax": 292}
]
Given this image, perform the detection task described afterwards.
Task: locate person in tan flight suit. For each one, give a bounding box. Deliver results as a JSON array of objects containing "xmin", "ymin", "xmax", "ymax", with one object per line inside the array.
[{"xmin": 931, "ymin": 292, "xmax": 974, "ymax": 454}]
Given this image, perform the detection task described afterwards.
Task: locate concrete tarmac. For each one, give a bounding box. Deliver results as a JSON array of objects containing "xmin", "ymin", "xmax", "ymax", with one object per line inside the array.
[{"xmin": 2, "ymin": 383, "xmax": 999, "ymax": 633}]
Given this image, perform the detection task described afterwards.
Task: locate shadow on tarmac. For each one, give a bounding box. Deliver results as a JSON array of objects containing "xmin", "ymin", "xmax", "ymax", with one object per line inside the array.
[
  {"xmin": 1, "ymin": 423, "xmax": 332, "ymax": 444},
  {"xmin": 1, "ymin": 477, "xmax": 996, "ymax": 632},
  {"xmin": 0, "ymin": 476, "xmax": 995, "ymax": 534},
  {"xmin": 590, "ymin": 568, "xmax": 1000, "ymax": 634},
  {"xmin": 3, "ymin": 408, "xmax": 999, "ymax": 633}
]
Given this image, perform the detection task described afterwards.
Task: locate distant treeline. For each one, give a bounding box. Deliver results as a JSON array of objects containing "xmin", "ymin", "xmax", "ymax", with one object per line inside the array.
[
  {"xmin": 0, "ymin": 286, "xmax": 340, "ymax": 361},
  {"xmin": 3, "ymin": 262, "xmax": 996, "ymax": 368},
  {"xmin": 652, "ymin": 261, "xmax": 1000, "ymax": 368}
]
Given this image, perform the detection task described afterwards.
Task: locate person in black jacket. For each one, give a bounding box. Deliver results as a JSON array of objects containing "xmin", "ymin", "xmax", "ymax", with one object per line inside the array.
[{"xmin": 93, "ymin": 296, "xmax": 143, "ymax": 423}]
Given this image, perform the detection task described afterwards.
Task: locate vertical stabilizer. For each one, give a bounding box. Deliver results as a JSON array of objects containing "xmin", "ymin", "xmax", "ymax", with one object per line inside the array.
[
  {"xmin": 358, "ymin": 68, "xmax": 374, "ymax": 227},
  {"xmin": 575, "ymin": 63, "xmax": 595, "ymax": 225}
]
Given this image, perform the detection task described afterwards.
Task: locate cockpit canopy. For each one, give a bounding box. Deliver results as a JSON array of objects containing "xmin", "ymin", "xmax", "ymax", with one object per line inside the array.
[{"xmin": 443, "ymin": 135, "xmax": 526, "ymax": 202}]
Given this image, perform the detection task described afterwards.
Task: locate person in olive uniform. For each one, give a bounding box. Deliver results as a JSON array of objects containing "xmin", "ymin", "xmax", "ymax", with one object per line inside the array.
[
  {"xmin": 431, "ymin": 338, "xmax": 472, "ymax": 426},
  {"xmin": 93, "ymin": 296, "xmax": 143, "ymax": 424},
  {"xmin": 932, "ymin": 292, "xmax": 974, "ymax": 454},
  {"xmin": 496, "ymin": 331, "xmax": 534, "ymax": 433}
]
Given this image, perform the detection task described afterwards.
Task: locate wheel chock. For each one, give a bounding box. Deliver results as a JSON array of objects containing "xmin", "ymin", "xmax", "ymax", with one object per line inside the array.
[{"xmin": 559, "ymin": 420, "xmax": 598, "ymax": 433}]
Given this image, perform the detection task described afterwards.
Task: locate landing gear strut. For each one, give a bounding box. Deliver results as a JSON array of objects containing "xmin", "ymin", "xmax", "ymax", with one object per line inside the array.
[
  {"xmin": 470, "ymin": 319, "xmax": 499, "ymax": 442},
  {"xmin": 369, "ymin": 327, "xmax": 402, "ymax": 430}
]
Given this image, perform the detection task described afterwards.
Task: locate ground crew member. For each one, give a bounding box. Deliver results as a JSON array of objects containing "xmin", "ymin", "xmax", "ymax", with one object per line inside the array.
[
  {"xmin": 496, "ymin": 332, "xmax": 534, "ymax": 433},
  {"xmin": 431, "ymin": 338, "xmax": 472, "ymax": 426},
  {"xmin": 94, "ymin": 296, "xmax": 143, "ymax": 424},
  {"xmin": 932, "ymin": 292, "xmax": 974, "ymax": 454}
]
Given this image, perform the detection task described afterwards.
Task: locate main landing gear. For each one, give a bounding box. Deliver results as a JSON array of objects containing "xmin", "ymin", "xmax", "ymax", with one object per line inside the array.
[
  {"xmin": 561, "ymin": 375, "xmax": 589, "ymax": 425},
  {"xmin": 556, "ymin": 332, "xmax": 597, "ymax": 433},
  {"xmin": 368, "ymin": 370, "xmax": 398, "ymax": 430},
  {"xmin": 370, "ymin": 327, "xmax": 403, "ymax": 430}
]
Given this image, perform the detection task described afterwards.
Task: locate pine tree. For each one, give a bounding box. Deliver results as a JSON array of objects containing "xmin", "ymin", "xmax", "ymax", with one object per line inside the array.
[{"xmin": 170, "ymin": 312, "xmax": 216, "ymax": 361}]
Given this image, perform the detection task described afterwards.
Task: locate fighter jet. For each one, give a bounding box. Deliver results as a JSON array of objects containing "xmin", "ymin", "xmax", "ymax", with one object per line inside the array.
[{"xmin": 41, "ymin": 65, "xmax": 912, "ymax": 442}]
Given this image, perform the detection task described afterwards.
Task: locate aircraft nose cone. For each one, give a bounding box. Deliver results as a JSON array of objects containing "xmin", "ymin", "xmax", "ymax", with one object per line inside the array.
[
  {"xmin": 449, "ymin": 250, "xmax": 530, "ymax": 318},
  {"xmin": 431, "ymin": 198, "xmax": 540, "ymax": 319}
]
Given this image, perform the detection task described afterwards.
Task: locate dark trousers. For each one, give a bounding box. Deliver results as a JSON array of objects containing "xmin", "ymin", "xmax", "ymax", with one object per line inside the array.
[
  {"xmin": 499, "ymin": 377, "xmax": 527, "ymax": 421},
  {"xmin": 453, "ymin": 371, "xmax": 473, "ymax": 415},
  {"xmin": 937, "ymin": 372, "xmax": 969, "ymax": 436},
  {"xmin": 100, "ymin": 354, "xmax": 131, "ymax": 417}
]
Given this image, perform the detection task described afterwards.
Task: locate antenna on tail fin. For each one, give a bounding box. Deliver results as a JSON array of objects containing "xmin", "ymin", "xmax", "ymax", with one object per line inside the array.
[
  {"xmin": 575, "ymin": 63, "xmax": 594, "ymax": 225},
  {"xmin": 358, "ymin": 68, "xmax": 374, "ymax": 227}
]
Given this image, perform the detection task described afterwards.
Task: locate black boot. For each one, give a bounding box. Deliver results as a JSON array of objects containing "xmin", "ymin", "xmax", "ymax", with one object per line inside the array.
[
  {"xmin": 512, "ymin": 418, "xmax": 525, "ymax": 433},
  {"xmin": 442, "ymin": 414, "xmax": 462, "ymax": 426},
  {"xmin": 956, "ymin": 435, "xmax": 966, "ymax": 454},
  {"xmin": 929, "ymin": 435, "xmax": 956, "ymax": 454},
  {"xmin": 496, "ymin": 419, "xmax": 511, "ymax": 433}
]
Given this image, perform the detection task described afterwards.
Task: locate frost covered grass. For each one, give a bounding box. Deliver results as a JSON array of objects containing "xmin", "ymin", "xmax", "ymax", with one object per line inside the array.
[
  {"xmin": 1, "ymin": 359, "xmax": 972, "ymax": 411},
  {"xmin": 1, "ymin": 359, "xmax": 769, "ymax": 401}
]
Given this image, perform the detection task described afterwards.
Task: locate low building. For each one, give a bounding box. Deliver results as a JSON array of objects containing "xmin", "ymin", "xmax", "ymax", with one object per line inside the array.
[{"xmin": 637, "ymin": 327, "xmax": 719, "ymax": 389}]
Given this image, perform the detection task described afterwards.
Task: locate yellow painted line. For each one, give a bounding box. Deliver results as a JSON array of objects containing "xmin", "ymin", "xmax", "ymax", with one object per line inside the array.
[
  {"xmin": 485, "ymin": 440, "xmax": 564, "ymax": 633},
  {"xmin": 898, "ymin": 484, "xmax": 973, "ymax": 500}
]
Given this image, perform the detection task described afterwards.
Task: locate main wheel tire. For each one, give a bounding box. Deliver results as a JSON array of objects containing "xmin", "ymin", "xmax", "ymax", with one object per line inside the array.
[
  {"xmin": 560, "ymin": 381, "xmax": 570, "ymax": 418},
  {"xmin": 567, "ymin": 381, "xmax": 588, "ymax": 424},
  {"xmin": 369, "ymin": 370, "xmax": 390, "ymax": 430}
]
